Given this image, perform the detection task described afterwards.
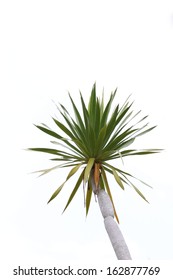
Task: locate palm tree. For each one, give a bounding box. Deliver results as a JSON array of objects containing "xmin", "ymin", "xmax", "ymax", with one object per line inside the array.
[{"xmin": 29, "ymin": 83, "xmax": 161, "ymax": 259}]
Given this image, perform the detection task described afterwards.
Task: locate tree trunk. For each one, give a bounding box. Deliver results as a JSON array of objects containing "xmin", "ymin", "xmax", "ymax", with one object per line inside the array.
[
  {"xmin": 96, "ymin": 188, "xmax": 132, "ymax": 260},
  {"xmin": 90, "ymin": 168, "xmax": 131, "ymax": 260}
]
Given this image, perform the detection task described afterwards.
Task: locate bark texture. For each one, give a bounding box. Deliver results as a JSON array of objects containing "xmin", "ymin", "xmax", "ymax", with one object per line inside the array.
[{"xmin": 97, "ymin": 189, "xmax": 132, "ymax": 260}]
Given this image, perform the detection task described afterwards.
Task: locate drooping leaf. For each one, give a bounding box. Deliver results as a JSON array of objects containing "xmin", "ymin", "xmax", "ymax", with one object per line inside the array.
[
  {"xmin": 103, "ymin": 162, "xmax": 152, "ymax": 189},
  {"xmin": 131, "ymin": 184, "xmax": 149, "ymax": 203},
  {"xmin": 47, "ymin": 183, "xmax": 65, "ymax": 204},
  {"xmin": 63, "ymin": 170, "xmax": 84, "ymax": 213},
  {"xmin": 47, "ymin": 163, "xmax": 82, "ymax": 203},
  {"xmin": 66, "ymin": 163, "xmax": 83, "ymax": 179},
  {"xmin": 86, "ymin": 178, "xmax": 93, "ymax": 216},
  {"xmin": 31, "ymin": 164, "xmax": 62, "ymax": 177},
  {"xmin": 112, "ymin": 168, "xmax": 125, "ymax": 190}
]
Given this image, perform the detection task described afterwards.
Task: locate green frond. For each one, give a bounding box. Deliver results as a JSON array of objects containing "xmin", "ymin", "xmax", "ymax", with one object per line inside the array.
[
  {"xmin": 100, "ymin": 89, "xmax": 117, "ymax": 128},
  {"xmin": 88, "ymin": 83, "xmax": 97, "ymax": 123},
  {"xmin": 53, "ymin": 118, "xmax": 75, "ymax": 139},
  {"xmin": 29, "ymin": 83, "xmax": 162, "ymax": 218},
  {"xmin": 68, "ymin": 93, "xmax": 85, "ymax": 131}
]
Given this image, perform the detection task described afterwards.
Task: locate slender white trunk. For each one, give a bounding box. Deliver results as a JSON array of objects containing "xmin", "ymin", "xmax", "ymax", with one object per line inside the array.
[{"xmin": 97, "ymin": 189, "xmax": 132, "ymax": 260}]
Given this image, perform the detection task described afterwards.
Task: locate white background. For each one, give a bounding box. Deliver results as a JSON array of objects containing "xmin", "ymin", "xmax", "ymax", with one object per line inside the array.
[{"xmin": 1, "ymin": 0, "xmax": 173, "ymax": 279}]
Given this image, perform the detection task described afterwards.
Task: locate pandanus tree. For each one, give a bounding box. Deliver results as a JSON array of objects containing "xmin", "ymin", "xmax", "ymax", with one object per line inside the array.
[{"xmin": 29, "ymin": 84, "xmax": 161, "ymax": 259}]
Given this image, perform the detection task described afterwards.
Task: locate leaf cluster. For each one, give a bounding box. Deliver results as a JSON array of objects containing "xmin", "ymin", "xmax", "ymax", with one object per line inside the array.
[{"xmin": 29, "ymin": 83, "xmax": 161, "ymax": 222}]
